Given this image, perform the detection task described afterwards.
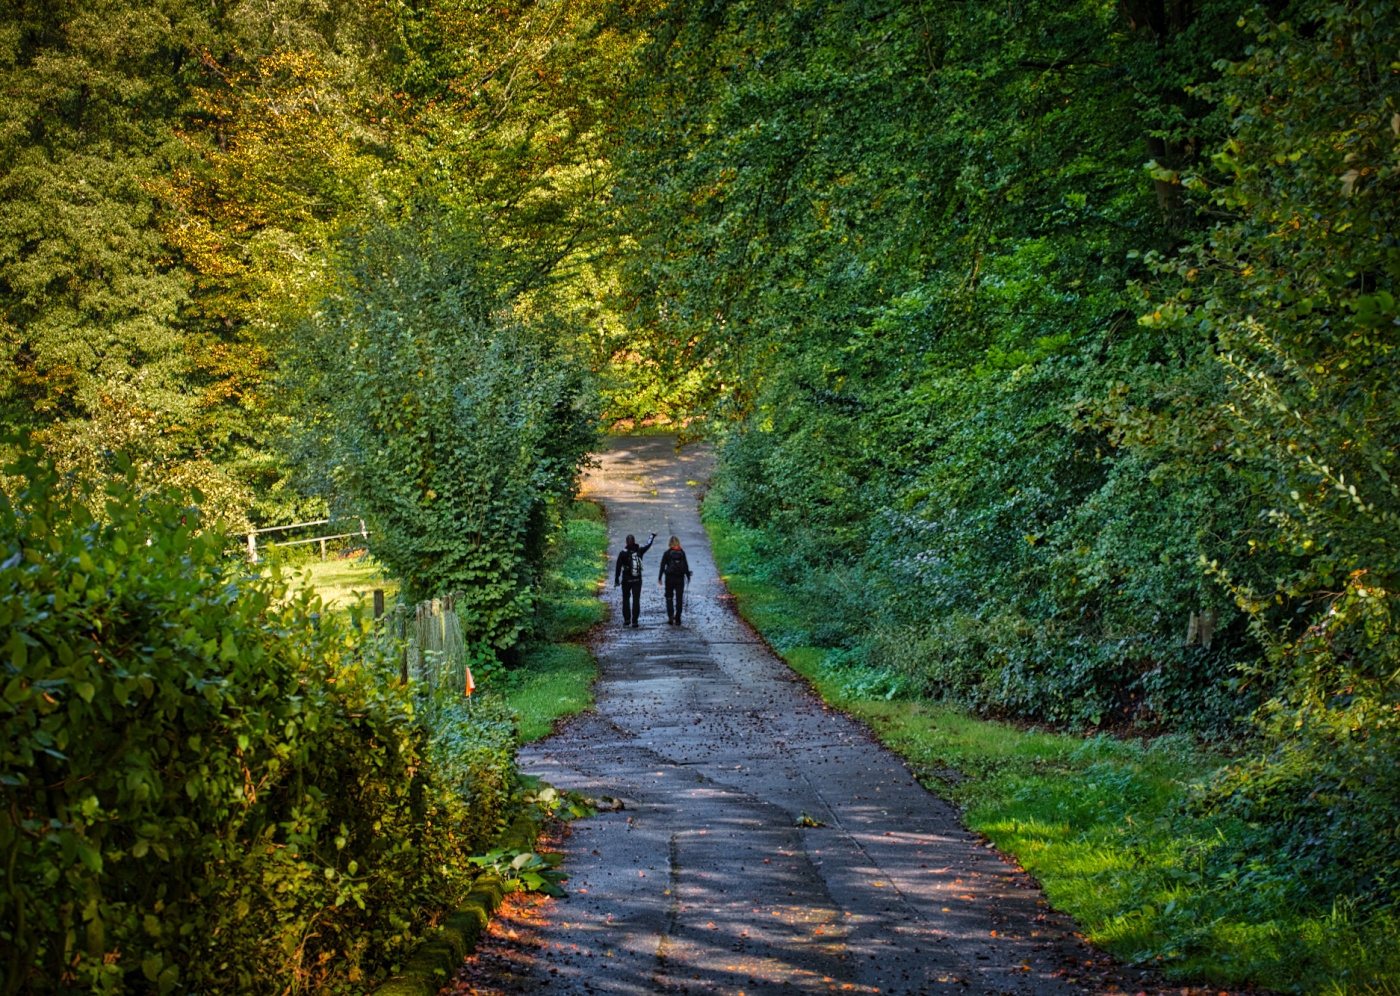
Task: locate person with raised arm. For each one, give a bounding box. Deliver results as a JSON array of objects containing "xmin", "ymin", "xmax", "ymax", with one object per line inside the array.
[{"xmin": 613, "ymin": 532, "xmax": 655, "ymax": 627}]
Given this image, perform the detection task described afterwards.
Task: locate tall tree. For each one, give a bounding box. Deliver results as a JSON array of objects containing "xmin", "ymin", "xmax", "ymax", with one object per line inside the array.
[
  {"xmin": 0, "ymin": 0, "xmax": 654, "ymax": 523},
  {"xmin": 612, "ymin": 0, "xmax": 1276, "ymax": 732},
  {"xmin": 0, "ymin": 0, "xmax": 193, "ymax": 428},
  {"xmin": 1166, "ymin": 0, "xmax": 1400, "ymax": 908}
]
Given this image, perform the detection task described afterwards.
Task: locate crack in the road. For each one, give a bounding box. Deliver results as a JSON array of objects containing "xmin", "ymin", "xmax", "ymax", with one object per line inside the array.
[{"xmin": 653, "ymin": 832, "xmax": 683, "ymax": 988}]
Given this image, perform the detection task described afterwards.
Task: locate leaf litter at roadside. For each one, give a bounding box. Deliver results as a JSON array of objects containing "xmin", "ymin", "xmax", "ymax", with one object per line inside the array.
[{"xmin": 445, "ymin": 889, "xmax": 553, "ymax": 996}]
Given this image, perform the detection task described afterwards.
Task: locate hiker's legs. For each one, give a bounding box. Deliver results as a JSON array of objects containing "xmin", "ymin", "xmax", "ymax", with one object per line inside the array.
[
  {"xmin": 666, "ymin": 577, "xmax": 685, "ymax": 623},
  {"xmin": 622, "ymin": 580, "xmax": 642, "ymax": 625}
]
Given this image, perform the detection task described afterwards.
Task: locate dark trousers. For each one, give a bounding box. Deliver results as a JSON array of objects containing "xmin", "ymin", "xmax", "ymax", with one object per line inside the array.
[
  {"xmin": 665, "ymin": 577, "xmax": 686, "ymax": 622},
  {"xmin": 621, "ymin": 580, "xmax": 642, "ymax": 624}
]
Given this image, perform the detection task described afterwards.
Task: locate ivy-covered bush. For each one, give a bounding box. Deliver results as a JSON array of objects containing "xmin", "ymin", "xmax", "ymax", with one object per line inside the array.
[
  {"xmin": 0, "ymin": 447, "xmax": 516, "ymax": 995},
  {"xmin": 291, "ymin": 214, "xmax": 600, "ymax": 651}
]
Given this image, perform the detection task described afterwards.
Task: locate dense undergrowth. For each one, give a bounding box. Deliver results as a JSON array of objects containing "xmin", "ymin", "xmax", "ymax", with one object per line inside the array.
[
  {"xmin": 0, "ymin": 450, "xmax": 517, "ymax": 995},
  {"xmin": 706, "ymin": 509, "xmax": 1400, "ymax": 993}
]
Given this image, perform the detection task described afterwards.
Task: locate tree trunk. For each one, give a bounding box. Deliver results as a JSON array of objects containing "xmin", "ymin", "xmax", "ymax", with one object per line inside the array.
[{"xmin": 1122, "ymin": 0, "xmax": 1195, "ymax": 241}]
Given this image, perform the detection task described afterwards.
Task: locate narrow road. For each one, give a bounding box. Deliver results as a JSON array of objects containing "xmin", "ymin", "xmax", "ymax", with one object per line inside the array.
[{"xmin": 517, "ymin": 437, "xmax": 1100, "ymax": 996}]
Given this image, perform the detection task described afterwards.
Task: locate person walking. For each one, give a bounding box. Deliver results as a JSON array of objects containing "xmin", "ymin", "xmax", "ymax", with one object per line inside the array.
[
  {"xmin": 658, "ymin": 536, "xmax": 693, "ymax": 625},
  {"xmin": 613, "ymin": 532, "xmax": 655, "ymax": 628}
]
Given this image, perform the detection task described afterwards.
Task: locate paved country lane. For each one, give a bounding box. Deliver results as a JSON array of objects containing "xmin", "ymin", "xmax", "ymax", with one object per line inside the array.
[{"xmin": 514, "ymin": 435, "xmax": 1101, "ymax": 996}]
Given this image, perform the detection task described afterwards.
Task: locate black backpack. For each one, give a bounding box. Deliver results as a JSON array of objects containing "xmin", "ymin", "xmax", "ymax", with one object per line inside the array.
[{"xmin": 625, "ymin": 548, "xmax": 644, "ymax": 580}]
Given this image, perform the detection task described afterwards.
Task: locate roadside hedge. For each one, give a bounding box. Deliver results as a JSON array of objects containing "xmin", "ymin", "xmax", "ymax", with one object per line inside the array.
[{"xmin": 0, "ymin": 447, "xmax": 516, "ymax": 995}]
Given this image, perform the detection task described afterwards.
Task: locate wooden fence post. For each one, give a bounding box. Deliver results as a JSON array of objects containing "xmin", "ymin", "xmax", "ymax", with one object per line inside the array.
[
  {"xmin": 373, "ymin": 589, "xmax": 385, "ymax": 620},
  {"xmin": 416, "ymin": 603, "xmax": 425, "ymax": 686},
  {"xmin": 247, "ymin": 532, "xmax": 257, "ymax": 563},
  {"xmin": 399, "ymin": 606, "xmax": 408, "ymax": 685}
]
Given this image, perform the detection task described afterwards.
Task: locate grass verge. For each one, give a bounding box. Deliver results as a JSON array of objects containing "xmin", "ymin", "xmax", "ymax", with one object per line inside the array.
[
  {"xmin": 498, "ymin": 499, "xmax": 608, "ymax": 743},
  {"xmin": 276, "ymin": 553, "xmax": 400, "ymax": 615},
  {"xmin": 704, "ymin": 507, "xmax": 1400, "ymax": 996}
]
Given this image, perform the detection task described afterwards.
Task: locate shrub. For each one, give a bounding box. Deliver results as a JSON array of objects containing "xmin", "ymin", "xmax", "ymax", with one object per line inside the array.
[
  {"xmin": 0, "ymin": 446, "xmax": 515, "ymax": 995},
  {"xmin": 290, "ymin": 214, "xmax": 600, "ymax": 652},
  {"xmin": 1192, "ymin": 727, "xmax": 1400, "ymax": 914}
]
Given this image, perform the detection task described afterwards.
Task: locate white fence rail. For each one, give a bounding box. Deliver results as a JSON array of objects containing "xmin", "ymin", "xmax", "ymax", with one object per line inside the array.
[{"xmin": 245, "ymin": 518, "xmax": 368, "ymax": 562}]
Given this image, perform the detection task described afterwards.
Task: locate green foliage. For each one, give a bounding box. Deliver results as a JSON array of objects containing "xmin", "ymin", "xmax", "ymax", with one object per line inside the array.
[
  {"xmin": 623, "ymin": 0, "xmax": 1274, "ymax": 734},
  {"xmin": 0, "ymin": 0, "xmax": 402, "ymax": 520},
  {"xmin": 0, "ymin": 0, "xmax": 652, "ymax": 532},
  {"xmin": 418, "ymin": 696, "xmax": 518, "ymax": 851},
  {"xmin": 467, "ymin": 780, "xmax": 596, "ymax": 897},
  {"xmin": 468, "ymin": 848, "xmax": 569, "ymax": 896},
  {"xmin": 0, "ymin": 443, "xmax": 516, "ymax": 995},
  {"xmin": 705, "ymin": 485, "xmax": 1250, "ymax": 733},
  {"xmin": 601, "ymin": 350, "xmax": 713, "ymax": 429},
  {"xmin": 290, "ymin": 214, "xmax": 601, "ymax": 649},
  {"xmin": 0, "ymin": 0, "xmax": 190, "ymax": 428},
  {"xmin": 1132, "ymin": 0, "xmax": 1400, "ymax": 914}
]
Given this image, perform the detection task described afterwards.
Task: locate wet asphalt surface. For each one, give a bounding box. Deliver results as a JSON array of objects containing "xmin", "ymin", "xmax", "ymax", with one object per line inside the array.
[{"xmin": 515, "ymin": 436, "xmax": 1107, "ymax": 996}]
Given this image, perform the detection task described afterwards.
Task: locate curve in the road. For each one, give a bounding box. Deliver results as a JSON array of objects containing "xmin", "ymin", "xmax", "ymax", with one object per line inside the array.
[{"xmin": 518, "ymin": 436, "xmax": 1100, "ymax": 996}]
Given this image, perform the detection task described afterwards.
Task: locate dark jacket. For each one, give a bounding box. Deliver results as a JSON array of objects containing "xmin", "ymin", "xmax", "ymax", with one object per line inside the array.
[
  {"xmin": 659, "ymin": 547, "xmax": 692, "ymax": 582},
  {"xmin": 614, "ymin": 537, "xmax": 654, "ymax": 584}
]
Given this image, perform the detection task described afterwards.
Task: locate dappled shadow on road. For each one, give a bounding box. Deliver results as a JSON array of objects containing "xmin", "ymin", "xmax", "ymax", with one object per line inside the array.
[{"xmin": 448, "ymin": 840, "xmax": 1266, "ymax": 996}]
